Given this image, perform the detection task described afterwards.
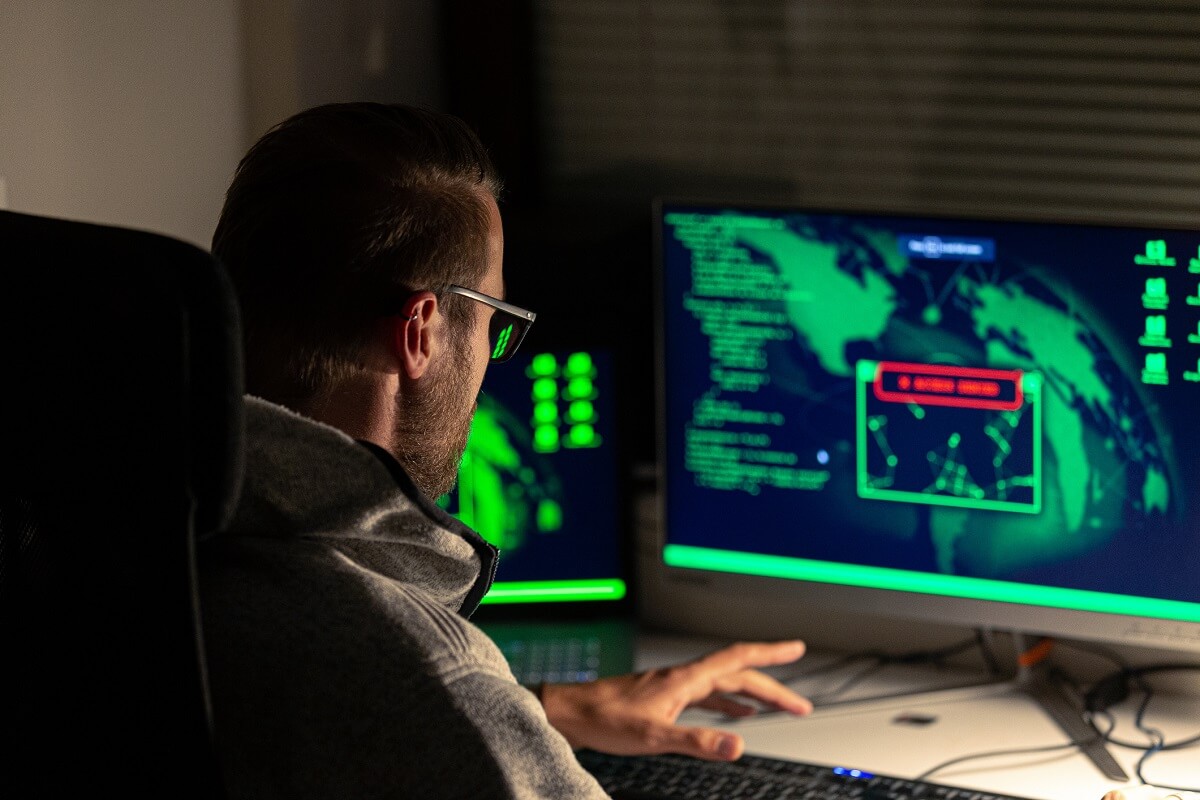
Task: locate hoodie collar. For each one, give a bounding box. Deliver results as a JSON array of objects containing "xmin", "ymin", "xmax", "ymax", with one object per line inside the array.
[
  {"xmin": 356, "ymin": 440, "xmax": 497, "ymax": 617},
  {"xmin": 224, "ymin": 396, "xmax": 497, "ymax": 617}
]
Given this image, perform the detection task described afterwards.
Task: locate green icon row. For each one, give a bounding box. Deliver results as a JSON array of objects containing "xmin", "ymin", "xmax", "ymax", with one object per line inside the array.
[
  {"xmin": 533, "ymin": 399, "xmax": 596, "ymax": 425},
  {"xmin": 1142, "ymin": 353, "xmax": 1200, "ymax": 385},
  {"xmin": 533, "ymin": 423, "xmax": 600, "ymax": 452},
  {"xmin": 533, "ymin": 376, "xmax": 596, "ymax": 402},
  {"xmin": 1138, "ymin": 317, "xmax": 1200, "ymax": 349},
  {"xmin": 529, "ymin": 351, "xmax": 595, "ymax": 379},
  {"xmin": 1136, "ymin": 240, "xmax": 1200, "ymax": 271},
  {"xmin": 1141, "ymin": 277, "xmax": 1200, "ymax": 309}
]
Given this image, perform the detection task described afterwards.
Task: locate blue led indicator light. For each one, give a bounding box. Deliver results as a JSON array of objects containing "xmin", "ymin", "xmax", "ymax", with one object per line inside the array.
[{"xmin": 833, "ymin": 767, "xmax": 874, "ymax": 780}]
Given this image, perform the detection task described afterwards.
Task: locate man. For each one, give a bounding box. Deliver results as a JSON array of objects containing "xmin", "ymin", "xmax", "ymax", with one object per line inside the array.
[{"xmin": 200, "ymin": 102, "xmax": 812, "ymax": 798}]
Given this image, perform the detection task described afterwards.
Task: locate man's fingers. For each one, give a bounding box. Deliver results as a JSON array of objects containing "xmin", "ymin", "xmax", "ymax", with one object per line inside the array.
[
  {"xmin": 692, "ymin": 641, "xmax": 807, "ymax": 676},
  {"xmin": 712, "ymin": 668, "xmax": 814, "ymax": 715},
  {"xmin": 693, "ymin": 695, "xmax": 759, "ymax": 717},
  {"xmin": 671, "ymin": 641, "xmax": 811, "ymax": 711},
  {"xmin": 651, "ymin": 724, "xmax": 745, "ymax": 761}
]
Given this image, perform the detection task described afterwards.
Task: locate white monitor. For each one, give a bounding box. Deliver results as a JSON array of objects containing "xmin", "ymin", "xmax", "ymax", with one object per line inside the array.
[{"xmin": 657, "ymin": 201, "xmax": 1200, "ymax": 655}]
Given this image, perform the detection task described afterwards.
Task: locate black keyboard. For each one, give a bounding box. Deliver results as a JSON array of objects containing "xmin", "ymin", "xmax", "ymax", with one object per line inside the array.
[
  {"xmin": 498, "ymin": 635, "xmax": 602, "ymax": 684},
  {"xmin": 576, "ymin": 750, "xmax": 1037, "ymax": 800}
]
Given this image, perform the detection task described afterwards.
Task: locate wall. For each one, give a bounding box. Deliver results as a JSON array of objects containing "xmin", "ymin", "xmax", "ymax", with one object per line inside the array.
[
  {"xmin": 0, "ymin": 0, "xmax": 444, "ymax": 247},
  {"xmin": 240, "ymin": 0, "xmax": 444, "ymax": 143},
  {"xmin": 0, "ymin": 1, "xmax": 247, "ymax": 248}
]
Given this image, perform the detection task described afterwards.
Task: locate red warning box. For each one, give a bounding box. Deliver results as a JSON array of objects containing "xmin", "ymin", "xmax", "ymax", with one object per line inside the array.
[{"xmin": 873, "ymin": 361, "xmax": 1024, "ymax": 411}]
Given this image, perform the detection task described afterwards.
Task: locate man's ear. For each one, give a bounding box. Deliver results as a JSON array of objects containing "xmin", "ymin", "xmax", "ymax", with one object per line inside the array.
[{"xmin": 392, "ymin": 291, "xmax": 439, "ymax": 379}]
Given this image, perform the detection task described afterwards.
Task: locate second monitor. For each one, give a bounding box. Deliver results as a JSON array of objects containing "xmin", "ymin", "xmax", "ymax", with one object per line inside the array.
[
  {"xmin": 440, "ymin": 348, "xmax": 634, "ymax": 683},
  {"xmin": 441, "ymin": 348, "xmax": 625, "ymax": 607}
]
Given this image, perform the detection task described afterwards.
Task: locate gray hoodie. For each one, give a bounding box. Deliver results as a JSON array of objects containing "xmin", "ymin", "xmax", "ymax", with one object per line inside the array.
[{"xmin": 200, "ymin": 396, "xmax": 610, "ymax": 799}]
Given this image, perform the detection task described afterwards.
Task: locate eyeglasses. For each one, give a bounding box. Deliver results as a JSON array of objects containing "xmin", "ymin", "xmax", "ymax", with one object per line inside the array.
[{"xmin": 445, "ymin": 284, "xmax": 536, "ymax": 363}]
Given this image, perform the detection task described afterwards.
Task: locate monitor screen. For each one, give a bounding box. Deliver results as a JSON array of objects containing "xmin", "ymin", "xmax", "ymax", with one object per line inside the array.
[
  {"xmin": 658, "ymin": 202, "xmax": 1200, "ymax": 653},
  {"xmin": 441, "ymin": 348, "xmax": 626, "ymax": 607}
]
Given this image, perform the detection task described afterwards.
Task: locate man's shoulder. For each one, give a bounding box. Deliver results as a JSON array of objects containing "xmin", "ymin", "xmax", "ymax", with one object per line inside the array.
[
  {"xmin": 338, "ymin": 550, "xmax": 512, "ymax": 680},
  {"xmin": 202, "ymin": 534, "xmax": 524, "ymax": 797},
  {"xmin": 201, "ymin": 533, "xmax": 510, "ymax": 682}
]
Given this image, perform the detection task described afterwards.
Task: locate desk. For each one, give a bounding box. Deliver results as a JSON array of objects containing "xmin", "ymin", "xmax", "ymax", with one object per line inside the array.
[{"xmin": 637, "ymin": 633, "xmax": 1200, "ymax": 800}]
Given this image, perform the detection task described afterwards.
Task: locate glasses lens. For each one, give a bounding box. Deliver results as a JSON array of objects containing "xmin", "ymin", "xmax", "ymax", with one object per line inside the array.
[{"xmin": 488, "ymin": 312, "xmax": 527, "ymax": 362}]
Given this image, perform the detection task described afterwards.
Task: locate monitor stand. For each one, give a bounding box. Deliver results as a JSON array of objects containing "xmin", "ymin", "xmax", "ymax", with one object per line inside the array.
[{"xmin": 1010, "ymin": 633, "xmax": 1128, "ymax": 782}]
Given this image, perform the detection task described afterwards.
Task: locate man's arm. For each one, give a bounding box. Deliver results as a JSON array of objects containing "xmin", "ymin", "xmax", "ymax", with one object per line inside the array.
[
  {"xmin": 539, "ymin": 640, "xmax": 813, "ymax": 760},
  {"xmin": 447, "ymin": 669, "xmax": 612, "ymax": 799}
]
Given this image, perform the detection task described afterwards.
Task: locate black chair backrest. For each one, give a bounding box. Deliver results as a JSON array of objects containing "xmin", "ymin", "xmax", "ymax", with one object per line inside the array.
[{"xmin": 0, "ymin": 210, "xmax": 243, "ymax": 796}]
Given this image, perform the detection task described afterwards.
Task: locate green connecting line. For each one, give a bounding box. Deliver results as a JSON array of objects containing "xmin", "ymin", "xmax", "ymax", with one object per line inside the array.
[
  {"xmin": 663, "ymin": 544, "xmax": 1200, "ymax": 623},
  {"xmin": 855, "ymin": 360, "xmax": 1043, "ymax": 513},
  {"xmin": 481, "ymin": 578, "xmax": 627, "ymax": 605}
]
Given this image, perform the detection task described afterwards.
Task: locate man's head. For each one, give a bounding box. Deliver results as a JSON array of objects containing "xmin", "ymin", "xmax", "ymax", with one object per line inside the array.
[{"xmin": 213, "ymin": 102, "xmax": 507, "ymax": 498}]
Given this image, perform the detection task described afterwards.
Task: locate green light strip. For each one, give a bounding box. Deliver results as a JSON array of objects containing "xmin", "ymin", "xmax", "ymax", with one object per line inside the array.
[
  {"xmin": 663, "ymin": 544, "xmax": 1200, "ymax": 623},
  {"xmin": 481, "ymin": 578, "xmax": 627, "ymax": 605}
]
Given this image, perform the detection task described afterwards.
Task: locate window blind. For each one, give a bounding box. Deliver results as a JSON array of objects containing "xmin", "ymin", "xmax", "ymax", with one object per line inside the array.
[{"xmin": 534, "ymin": 0, "xmax": 1200, "ymax": 226}]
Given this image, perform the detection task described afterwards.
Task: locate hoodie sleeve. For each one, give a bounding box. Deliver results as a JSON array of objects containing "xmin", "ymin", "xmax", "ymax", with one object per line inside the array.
[
  {"xmin": 443, "ymin": 668, "xmax": 611, "ymax": 800},
  {"xmin": 405, "ymin": 583, "xmax": 610, "ymax": 799}
]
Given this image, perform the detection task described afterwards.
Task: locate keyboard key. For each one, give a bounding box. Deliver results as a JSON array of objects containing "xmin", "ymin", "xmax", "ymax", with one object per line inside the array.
[{"xmin": 576, "ymin": 751, "xmax": 1037, "ymax": 800}]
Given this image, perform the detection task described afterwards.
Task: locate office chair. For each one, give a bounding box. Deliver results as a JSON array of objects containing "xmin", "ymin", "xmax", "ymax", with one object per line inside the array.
[{"xmin": 0, "ymin": 210, "xmax": 243, "ymax": 797}]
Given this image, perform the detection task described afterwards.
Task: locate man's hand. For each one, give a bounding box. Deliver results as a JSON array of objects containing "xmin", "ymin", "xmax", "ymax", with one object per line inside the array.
[
  {"xmin": 539, "ymin": 640, "xmax": 813, "ymax": 761},
  {"xmin": 1104, "ymin": 790, "xmax": 1200, "ymax": 800}
]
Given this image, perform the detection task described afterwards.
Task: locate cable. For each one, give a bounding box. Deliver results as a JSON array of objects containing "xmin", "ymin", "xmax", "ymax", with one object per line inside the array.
[
  {"xmin": 818, "ymin": 636, "xmax": 986, "ymax": 704},
  {"xmin": 782, "ymin": 639, "xmax": 1198, "ymax": 790},
  {"xmin": 1083, "ymin": 663, "xmax": 1200, "ymax": 720},
  {"xmin": 756, "ymin": 634, "xmax": 1001, "ymax": 712},
  {"xmin": 783, "ymin": 633, "xmax": 992, "ymax": 684},
  {"xmin": 1081, "ymin": 663, "xmax": 1200, "ymax": 793},
  {"xmin": 917, "ymin": 658, "xmax": 1198, "ymax": 787},
  {"xmin": 974, "ymin": 628, "xmax": 1004, "ymax": 676},
  {"xmin": 892, "ymin": 634, "xmax": 986, "ymax": 667},
  {"xmin": 1099, "ymin": 705, "xmax": 1200, "ymax": 758},
  {"xmin": 1105, "ymin": 730, "xmax": 1200, "ymax": 752},
  {"xmin": 1131, "ymin": 673, "xmax": 1200, "ymax": 794},
  {"xmin": 1053, "ymin": 638, "xmax": 1132, "ymax": 672},
  {"xmin": 784, "ymin": 649, "xmax": 880, "ymax": 682},
  {"xmin": 914, "ymin": 715, "xmax": 1116, "ymax": 782},
  {"xmin": 794, "ymin": 634, "xmax": 993, "ymax": 699},
  {"xmin": 806, "ymin": 661, "xmax": 886, "ymax": 705}
]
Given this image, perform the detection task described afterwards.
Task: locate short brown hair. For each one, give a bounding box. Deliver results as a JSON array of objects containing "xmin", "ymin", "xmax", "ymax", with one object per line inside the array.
[{"xmin": 212, "ymin": 103, "xmax": 501, "ymax": 406}]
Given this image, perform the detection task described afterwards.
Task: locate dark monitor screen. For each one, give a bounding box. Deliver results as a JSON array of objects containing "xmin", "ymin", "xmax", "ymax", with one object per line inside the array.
[
  {"xmin": 441, "ymin": 348, "xmax": 625, "ymax": 607},
  {"xmin": 658, "ymin": 202, "xmax": 1200, "ymax": 652}
]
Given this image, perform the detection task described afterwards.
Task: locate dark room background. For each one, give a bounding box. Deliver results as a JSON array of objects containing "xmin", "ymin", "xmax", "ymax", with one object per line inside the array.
[{"xmin": 441, "ymin": 0, "xmax": 1200, "ymax": 466}]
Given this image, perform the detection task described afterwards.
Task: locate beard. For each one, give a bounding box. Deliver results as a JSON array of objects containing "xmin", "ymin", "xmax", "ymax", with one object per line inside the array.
[{"xmin": 390, "ymin": 339, "xmax": 477, "ymax": 500}]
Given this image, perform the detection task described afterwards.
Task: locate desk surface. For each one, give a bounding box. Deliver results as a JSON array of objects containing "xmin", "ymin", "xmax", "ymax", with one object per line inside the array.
[{"xmin": 636, "ymin": 633, "xmax": 1200, "ymax": 800}]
